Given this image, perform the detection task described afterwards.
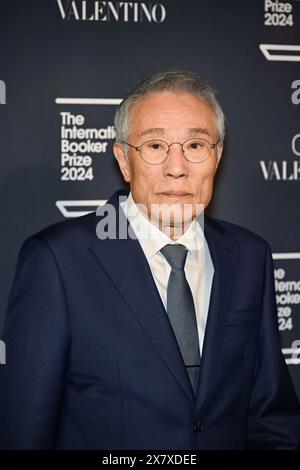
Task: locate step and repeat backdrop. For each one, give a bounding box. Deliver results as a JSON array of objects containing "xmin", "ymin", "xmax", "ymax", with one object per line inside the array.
[{"xmin": 0, "ymin": 0, "xmax": 300, "ymax": 398}]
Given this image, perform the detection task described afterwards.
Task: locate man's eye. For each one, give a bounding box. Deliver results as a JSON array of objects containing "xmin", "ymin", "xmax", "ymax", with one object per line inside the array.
[
  {"xmin": 189, "ymin": 141, "xmax": 205, "ymax": 150},
  {"xmin": 149, "ymin": 143, "xmax": 162, "ymax": 150}
]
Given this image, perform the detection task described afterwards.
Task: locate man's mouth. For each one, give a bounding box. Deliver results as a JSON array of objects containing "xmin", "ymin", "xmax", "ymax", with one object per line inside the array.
[{"xmin": 159, "ymin": 191, "xmax": 191, "ymax": 197}]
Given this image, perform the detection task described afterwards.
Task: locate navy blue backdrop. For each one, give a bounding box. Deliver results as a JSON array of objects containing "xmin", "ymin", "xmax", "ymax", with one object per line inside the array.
[{"xmin": 1, "ymin": 0, "xmax": 300, "ymax": 398}]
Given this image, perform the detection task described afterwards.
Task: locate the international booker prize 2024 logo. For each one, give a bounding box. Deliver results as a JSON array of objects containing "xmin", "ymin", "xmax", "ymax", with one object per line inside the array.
[
  {"xmin": 0, "ymin": 80, "xmax": 6, "ymax": 104},
  {"xmin": 55, "ymin": 97, "xmax": 121, "ymax": 217}
]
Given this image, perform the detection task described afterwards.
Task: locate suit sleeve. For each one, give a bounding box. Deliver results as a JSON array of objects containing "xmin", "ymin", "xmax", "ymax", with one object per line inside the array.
[
  {"xmin": 246, "ymin": 243, "xmax": 300, "ymax": 449},
  {"xmin": 0, "ymin": 235, "xmax": 70, "ymax": 449}
]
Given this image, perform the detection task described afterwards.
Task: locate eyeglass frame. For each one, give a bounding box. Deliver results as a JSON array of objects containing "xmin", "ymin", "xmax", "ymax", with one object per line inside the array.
[{"xmin": 121, "ymin": 137, "xmax": 220, "ymax": 165}]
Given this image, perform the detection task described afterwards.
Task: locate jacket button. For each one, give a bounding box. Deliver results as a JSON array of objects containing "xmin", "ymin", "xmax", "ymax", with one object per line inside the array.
[{"xmin": 193, "ymin": 420, "xmax": 203, "ymax": 433}]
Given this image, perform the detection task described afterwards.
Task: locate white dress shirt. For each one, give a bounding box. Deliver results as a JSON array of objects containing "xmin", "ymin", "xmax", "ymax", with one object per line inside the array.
[{"xmin": 120, "ymin": 192, "xmax": 214, "ymax": 355}]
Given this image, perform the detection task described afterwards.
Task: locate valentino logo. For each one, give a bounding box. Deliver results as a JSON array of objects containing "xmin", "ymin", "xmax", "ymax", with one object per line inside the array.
[{"xmin": 56, "ymin": 0, "xmax": 167, "ymax": 23}]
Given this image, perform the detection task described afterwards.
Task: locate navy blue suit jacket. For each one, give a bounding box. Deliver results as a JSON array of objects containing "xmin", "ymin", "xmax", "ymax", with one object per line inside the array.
[{"xmin": 0, "ymin": 189, "xmax": 300, "ymax": 449}]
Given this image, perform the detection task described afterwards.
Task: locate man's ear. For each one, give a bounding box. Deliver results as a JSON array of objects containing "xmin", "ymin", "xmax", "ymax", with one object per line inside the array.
[{"xmin": 113, "ymin": 143, "xmax": 131, "ymax": 182}]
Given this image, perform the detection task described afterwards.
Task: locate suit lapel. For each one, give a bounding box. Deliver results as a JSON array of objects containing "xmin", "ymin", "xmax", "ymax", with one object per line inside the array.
[
  {"xmin": 90, "ymin": 190, "xmax": 195, "ymax": 403},
  {"xmin": 195, "ymin": 216, "xmax": 239, "ymax": 409}
]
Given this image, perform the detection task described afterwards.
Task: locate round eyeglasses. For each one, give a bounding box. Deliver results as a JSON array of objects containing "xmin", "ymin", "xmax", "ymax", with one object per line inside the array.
[{"xmin": 122, "ymin": 138, "xmax": 219, "ymax": 164}]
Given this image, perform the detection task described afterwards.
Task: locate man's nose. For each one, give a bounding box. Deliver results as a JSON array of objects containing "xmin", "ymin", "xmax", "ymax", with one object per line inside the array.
[{"xmin": 164, "ymin": 143, "xmax": 188, "ymax": 177}]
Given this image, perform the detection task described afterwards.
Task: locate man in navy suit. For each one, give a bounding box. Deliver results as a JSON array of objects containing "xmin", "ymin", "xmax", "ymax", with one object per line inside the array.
[{"xmin": 1, "ymin": 70, "xmax": 300, "ymax": 450}]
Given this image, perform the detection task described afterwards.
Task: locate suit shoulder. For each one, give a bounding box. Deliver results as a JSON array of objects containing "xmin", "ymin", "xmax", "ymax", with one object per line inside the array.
[
  {"xmin": 205, "ymin": 214, "xmax": 271, "ymax": 252},
  {"xmin": 25, "ymin": 211, "xmax": 97, "ymax": 249}
]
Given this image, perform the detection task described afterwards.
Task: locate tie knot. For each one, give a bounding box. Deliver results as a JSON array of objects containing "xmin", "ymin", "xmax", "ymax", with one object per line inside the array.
[{"xmin": 160, "ymin": 243, "xmax": 188, "ymax": 270}]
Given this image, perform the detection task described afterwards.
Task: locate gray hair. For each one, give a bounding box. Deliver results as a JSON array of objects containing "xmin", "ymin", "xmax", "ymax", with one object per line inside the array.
[{"xmin": 114, "ymin": 70, "xmax": 225, "ymax": 157}]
